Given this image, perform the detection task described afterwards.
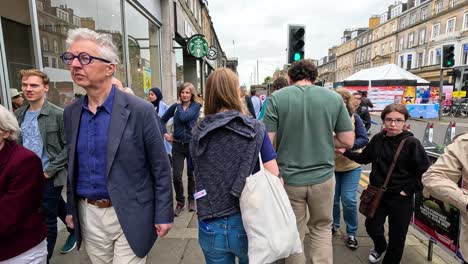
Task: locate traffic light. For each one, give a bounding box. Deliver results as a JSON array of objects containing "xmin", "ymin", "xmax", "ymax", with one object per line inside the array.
[
  {"xmin": 442, "ymin": 45, "xmax": 455, "ymax": 68},
  {"xmin": 288, "ymin": 25, "xmax": 305, "ymax": 64}
]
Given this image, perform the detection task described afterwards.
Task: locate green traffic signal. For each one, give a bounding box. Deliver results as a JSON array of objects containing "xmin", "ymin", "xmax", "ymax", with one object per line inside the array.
[{"xmin": 294, "ymin": 52, "xmax": 302, "ymax": 61}]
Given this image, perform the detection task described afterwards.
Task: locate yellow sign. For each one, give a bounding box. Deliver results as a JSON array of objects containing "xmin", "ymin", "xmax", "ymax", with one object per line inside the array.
[
  {"xmin": 143, "ymin": 66, "xmax": 152, "ymax": 94},
  {"xmin": 453, "ymin": 91, "xmax": 467, "ymax": 98}
]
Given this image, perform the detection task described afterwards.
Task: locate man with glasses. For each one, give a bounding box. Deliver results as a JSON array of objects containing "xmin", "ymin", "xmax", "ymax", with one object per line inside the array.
[
  {"xmin": 62, "ymin": 28, "xmax": 173, "ymax": 264},
  {"xmin": 14, "ymin": 69, "xmax": 75, "ymax": 261}
]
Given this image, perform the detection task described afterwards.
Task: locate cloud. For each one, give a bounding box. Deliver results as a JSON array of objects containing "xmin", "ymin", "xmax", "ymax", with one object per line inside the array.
[{"xmin": 208, "ymin": 0, "xmax": 397, "ymax": 86}]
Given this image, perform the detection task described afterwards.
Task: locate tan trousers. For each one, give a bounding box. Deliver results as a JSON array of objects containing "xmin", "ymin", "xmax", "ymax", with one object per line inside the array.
[
  {"xmin": 79, "ymin": 200, "xmax": 147, "ymax": 264},
  {"xmin": 284, "ymin": 177, "xmax": 335, "ymax": 264}
]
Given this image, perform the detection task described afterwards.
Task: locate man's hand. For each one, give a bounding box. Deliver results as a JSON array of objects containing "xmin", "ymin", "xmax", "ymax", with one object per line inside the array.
[
  {"xmin": 155, "ymin": 223, "xmax": 173, "ymax": 238},
  {"xmin": 44, "ymin": 172, "xmax": 49, "ymax": 178},
  {"xmin": 400, "ymin": 191, "xmax": 408, "ymax": 196},
  {"xmin": 164, "ymin": 133, "xmax": 173, "ymax": 142},
  {"xmin": 66, "ymin": 215, "xmax": 74, "ymax": 229}
]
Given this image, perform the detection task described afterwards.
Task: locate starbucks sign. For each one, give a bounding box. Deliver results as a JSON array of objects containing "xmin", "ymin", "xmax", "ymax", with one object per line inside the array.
[{"xmin": 187, "ymin": 34, "xmax": 209, "ymax": 58}]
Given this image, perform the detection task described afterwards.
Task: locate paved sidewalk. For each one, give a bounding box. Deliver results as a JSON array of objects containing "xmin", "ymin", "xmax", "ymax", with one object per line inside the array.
[{"xmin": 50, "ymin": 198, "xmax": 457, "ymax": 264}]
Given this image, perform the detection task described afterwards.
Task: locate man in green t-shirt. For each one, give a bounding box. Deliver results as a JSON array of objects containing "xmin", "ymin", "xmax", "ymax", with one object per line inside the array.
[{"xmin": 264, "ymin": 60, "xmax": 354, "ymax": 264}]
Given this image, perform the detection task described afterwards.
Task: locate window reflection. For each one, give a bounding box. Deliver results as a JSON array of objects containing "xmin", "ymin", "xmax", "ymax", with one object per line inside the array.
[
  {"xmin": 36, "ymin": 0, "xmax": 125, "ymax": 107},
  {"xmin": 126, "ymin": 2, "xmax": 161, "ymax": 98}
]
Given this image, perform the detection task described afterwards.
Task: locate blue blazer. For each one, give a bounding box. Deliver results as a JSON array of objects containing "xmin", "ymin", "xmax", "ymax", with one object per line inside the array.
[{"xmin": 64, "ymin": 88, "xmax": 173, "ymax": 257}]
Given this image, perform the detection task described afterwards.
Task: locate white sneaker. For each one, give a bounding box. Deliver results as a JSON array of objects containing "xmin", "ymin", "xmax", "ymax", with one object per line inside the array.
[{"xmin": 368, "ymin": 248, "xmax": 384, "ymax": 263}]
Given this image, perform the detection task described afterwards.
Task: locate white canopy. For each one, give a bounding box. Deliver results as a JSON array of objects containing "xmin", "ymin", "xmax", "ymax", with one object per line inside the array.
[{"xmin": 344, "ymin": 64, "xmax": 430, "ymax": 84}]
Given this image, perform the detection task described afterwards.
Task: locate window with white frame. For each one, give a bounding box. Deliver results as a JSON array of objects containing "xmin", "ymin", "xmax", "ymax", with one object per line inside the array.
[
  {"xmin": 408, "ymin": 33, "xmax": 414, "ymax": 48},
  {"xmin": 42, "ymin": 37, "xmax": 48, "ymax": 51},
  {"xmin": 410, "ymin": 12, "xmax": 416, "ymax": 24},
  {"xmin": 390, "ymin": 41, "xmax": 394, "ymax": 52},
  {"xmin": 382, "ymin": 43, "xmax": 386, "ymax": 55},
  {"xmin": 374, "ymin": 46, "xmax": 378, "ymax": 56},
  {"xmin": 53, "ymin": 40, "xmax": 58, "ymax": 53},
  {"xmin": 464, "ymin": 13, "xmax": 468, "ymax": 30},
  {"xmin": 43, "ymin": 56, "xmax": 49, "ymax": 67},
  {"xmin": 367, "ymin": 49, "xmax": 371, "ymax": 60},
  {"xmin": 432, "ymin": 23, "xmax": 440, "ymax": 39},
  {"xmin": 407, "ymin": 54, "xmax": 413, "ymax": 70},
  {"xmin": 419, "ymin": 29, "xmax": 426, "ymax": 45},
  {"xmin": 447, "ymin": 17, "xmax": 456, "ymax": 34},
  {"xmin": 417, "ymin": 52, "xmax": 424, "ymax": 67},
  {"xmin": 357, "ymin": 39, "xmax": 361, "ymax": 47},
  {"xmin": 400, "ymin": 55, "xmax": 404, "ymax": 68},
  {"xmin": 57, "ymin": 9, "xmax": 69, "ymax": 22},
  {"xmin": 73, "ymin": 16, "xmax": 80, "ymax": 27},
  {"xmin": 463, "ymin": 44, "xmax": 468, "ymax": 65},
  {"xmin": 429, "ymin": 50, "xmax": 434, "ymax": 65},
  {"xmin": 421, "ymin": 7, "xmax": 427, "ymax": 20},
  {"xmin": 369, "ymin": 35, "xmax": 372, "ymax": 42},
  {"xmin": 449, "ymin": 0, "xmax": 455, "ymax": 8},
  {"xmin": 436, "ymin": 48, "xmax": 442, "ymax": 65},
  {"xmin": 51, "ymin": 58, "xmax": 57, "ymax": 68},
  {"xmin": 361, "ymin": 50, "xmax": 365, "ymax": 61},
  {"xmin": 399, "ymin": 37, "xmax": 404, "ymax": 51},
  {"xmin": 435, "ymin": 0, "xmax": 442, "ymax": 14},
  {"xmin": 363, "ymin": 37, "xmax": 367, "ymax": 45},
  {"xmin": 392, "ymin": 22, "xmax": 397, "ymax": 32},
  {"xmin": 415, "ymin": 0, "xmax": 421, "ymax": 6},
  {"xmin": 355, "ymin": 53, "xmax": 359, "ymax": 63},
  {"xmin": 400, "ymin": 17, "xmax": 407, "ymax": 28}
]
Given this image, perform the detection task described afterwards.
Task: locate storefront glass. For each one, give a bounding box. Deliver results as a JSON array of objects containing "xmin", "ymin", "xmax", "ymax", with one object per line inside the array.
[
  {"xmin": 125, "ymin": 1, "xmax": 161, "ymax": 98},
  {"xmin": 36, "ymin": 0, "xmax": 125, "ymax": 107}
]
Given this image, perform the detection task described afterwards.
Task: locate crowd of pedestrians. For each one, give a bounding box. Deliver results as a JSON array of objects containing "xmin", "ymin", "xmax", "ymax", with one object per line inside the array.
[{"xmin": 1, "ymin": 26, "xmax": 467, "ymax": 264}]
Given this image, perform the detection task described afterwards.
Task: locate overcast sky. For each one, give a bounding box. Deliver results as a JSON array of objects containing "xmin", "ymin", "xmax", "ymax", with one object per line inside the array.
[{"xmin": 208, "ymin": 0, "xmax": 399, "ymax": 87}]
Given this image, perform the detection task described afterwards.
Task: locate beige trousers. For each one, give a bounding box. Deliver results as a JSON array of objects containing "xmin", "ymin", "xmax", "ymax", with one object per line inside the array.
[
  {"xmin": 284, "ymin": 177, "xmax": 335, "ymax": 264},
  {"xmin": 79, "ymin": 200, "xmax": 147, "ymax": 264}
]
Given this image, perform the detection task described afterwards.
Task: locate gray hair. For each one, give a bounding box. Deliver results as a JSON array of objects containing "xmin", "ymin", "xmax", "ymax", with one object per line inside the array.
[
  {"xmin": 66, "ymin": 28, "xmax": 120, "ymax": 64},
  {"xmin": 0, "ymin": 104, "xmax": 20, "ymax": 141}
]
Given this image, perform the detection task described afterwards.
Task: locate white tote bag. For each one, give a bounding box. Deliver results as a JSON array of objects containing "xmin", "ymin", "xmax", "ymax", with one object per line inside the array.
[{"xmin": 240, "ymin": 155, "xmax": 302, "ymax": 264}]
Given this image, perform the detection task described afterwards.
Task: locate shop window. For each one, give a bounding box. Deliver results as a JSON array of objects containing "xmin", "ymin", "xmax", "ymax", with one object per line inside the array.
[
  {"xmin": 126, "ymin": 1, "xmax": 162, "ymax": 98},
  {"xmin": 36, "ymin": 0, "xmax": 125, "ymax": 107}
]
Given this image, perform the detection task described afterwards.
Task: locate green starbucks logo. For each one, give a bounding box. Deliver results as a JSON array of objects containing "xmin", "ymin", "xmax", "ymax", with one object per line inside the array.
[{"xmin": 187, "ymin": 35, "xmax": 209, "ymax": 58}]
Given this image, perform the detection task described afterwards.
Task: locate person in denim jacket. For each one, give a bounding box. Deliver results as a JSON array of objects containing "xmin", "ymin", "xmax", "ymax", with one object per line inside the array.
[{"xmin": 161, "ymin": 82, "xmax": 202, "ymax": 215}]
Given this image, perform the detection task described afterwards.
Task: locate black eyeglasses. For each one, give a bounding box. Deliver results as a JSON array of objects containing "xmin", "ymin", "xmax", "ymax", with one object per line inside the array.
[{"xmin": 60, "ymin": 52, "xmax": 111, "ymax": 65}]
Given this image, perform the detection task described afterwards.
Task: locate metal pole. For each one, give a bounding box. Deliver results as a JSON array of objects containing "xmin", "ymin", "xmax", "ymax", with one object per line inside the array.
[
  {"xmin": 438, "ymin": 68, "xmax": 444, "ymax": 121},
  {"xmin": 427, "ymin": 240, "xmax": 434, "ymax": 261},
  {"xmin": 257, "ymin": 60, "xmax": 259, "ymax": 84}
]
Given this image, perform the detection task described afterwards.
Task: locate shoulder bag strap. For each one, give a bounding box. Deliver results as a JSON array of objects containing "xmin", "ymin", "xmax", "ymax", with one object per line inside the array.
[{"xmin": 381, "ymin": 137, "xmax": 409, "ymax": 190}]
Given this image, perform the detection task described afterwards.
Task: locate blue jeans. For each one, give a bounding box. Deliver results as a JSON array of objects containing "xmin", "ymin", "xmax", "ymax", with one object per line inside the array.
[
  {"xmin": 333, "ymin": 167, "xmax": 361, "ymax": 236},
  {"xmin": 198, "ymin": 213, "xmax": 249, "ymax": 264}
]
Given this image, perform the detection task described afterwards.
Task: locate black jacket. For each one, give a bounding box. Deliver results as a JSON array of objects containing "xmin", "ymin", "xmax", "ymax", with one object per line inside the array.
[{"xmin": 344, "ymin": 130, "xmax": 430, "ymax": 195}]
